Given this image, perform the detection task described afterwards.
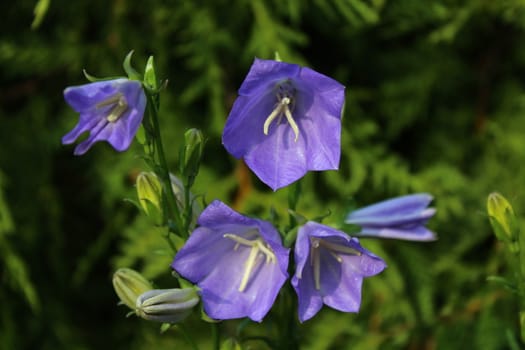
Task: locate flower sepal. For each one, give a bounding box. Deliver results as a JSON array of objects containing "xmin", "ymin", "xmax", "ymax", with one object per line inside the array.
[
  {"xmin": 123, "ymin": 50, "xmax": 142, "ymax": 81},
  {"xmin": 82, "ymin": 69, "xmax": 123, "ymax": 83}
]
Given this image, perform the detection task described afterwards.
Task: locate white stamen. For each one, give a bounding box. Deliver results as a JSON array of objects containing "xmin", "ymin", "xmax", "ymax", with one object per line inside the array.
[
  {"xmin": 96, "ymin": 92, "xmax": 128, "ymax": 122},
  {"xmin": 310, "ymin": 238, "xmax": 361, "ymax": 290},
  {"xmin": 223, "ymin": 233, "xmax": 277, "ymax": 292},
  {"xmin": 262, "ymin": 86, "xmax": 299, "ymax": 142}
]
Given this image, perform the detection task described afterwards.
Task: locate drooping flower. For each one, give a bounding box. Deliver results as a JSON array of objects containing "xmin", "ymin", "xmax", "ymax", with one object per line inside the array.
[
  {"xmin": 222, "ymin": 58, "xmax": 345, "ymax": 191},
  {"xmin": 171, "ymin": 200, "xmax": 289, "ymax": 322},
  {"xmin": 62, "ymin": 78, "xmax": 146, "ymax": 155},
  {"xmin": 292, "ymin": 222, "xmax": 386, "ymax": 322},
  {"xmin": 345, "ymin": 193, "xmax": 437, "ymax": 241}
]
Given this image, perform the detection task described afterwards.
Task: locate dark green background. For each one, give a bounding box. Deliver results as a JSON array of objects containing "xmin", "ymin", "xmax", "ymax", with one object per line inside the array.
[{"xmin": 2, "ymin": 0, "xmax": 525, "ymax": 349}]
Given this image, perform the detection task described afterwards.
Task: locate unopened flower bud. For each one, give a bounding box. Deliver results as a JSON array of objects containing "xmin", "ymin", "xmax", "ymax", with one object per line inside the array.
[
  {"xmin": 112, "ymin": 268, "xmax": 153, "ymax": 310},
  {"xmin": 487, "ymin": 192, "xmax": 518, "ymax": 245},
  {"xmin": 136, "ymin": 288, "xmax": 199, "ymax": 323},
  {"xmin": 179, "ymin": 128, "xmax": 205, "ymax": 183},
  {"xmin": 136, "ymin": 172, "xmax": 162, "ymax": 216}
]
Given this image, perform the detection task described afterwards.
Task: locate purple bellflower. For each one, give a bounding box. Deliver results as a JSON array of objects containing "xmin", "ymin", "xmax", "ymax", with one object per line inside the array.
[
  {"xmin": 222, "ymin": 58, "xmax": 345, "ymax": 191},
  {"xmin": 62, "ymin": 78, "xmax": 146, "ymax": 155},
  {"xmin": 292, "ymin": 222, "xmax": 386, "ymax": 322},
  {"xmin": 171, "ymin": 200, "xmax": 289, "ymax": 322},
  {"xmin": 345, "ymin": 193, "xmax": 436, "ymax": 241}
]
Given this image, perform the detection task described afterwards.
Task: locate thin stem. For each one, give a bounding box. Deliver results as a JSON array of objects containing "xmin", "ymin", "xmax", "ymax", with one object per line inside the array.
[
  {"xmin": 178, "ymin": 324, "xmax": 200, "ymax": 350},
  {"xmin": 183, "ymin": 177, "xmax": 193, "ymax": 235},
  {"xmin": 276, "ymin": 284, "xmax": 299, "ymax": 350},
  {"xmin": 145, "ymin": 91, "xmax": 184, "ymax": 237},
  {"xmin": 211, "ymin": 323, "xmax": 220, "ymax": 350}
]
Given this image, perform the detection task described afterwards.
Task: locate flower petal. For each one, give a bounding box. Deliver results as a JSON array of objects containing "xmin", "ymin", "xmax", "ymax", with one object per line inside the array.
[
  {"xmin": 360, "ymin": 225, "xmax": 436, "ymax": 241},
  {"xmin": 238, "ymin": 58, "xmax": 300, "ymax": 97},
  {"xmin": 64, "ymin": 79, "xmax": 125, "ymax": 112},
  {"xmin": 244, "ymin": 124, "xmax": 308, "ymax": 190},
  {"xmin": 346, "ymin": 208, "xmax": 436, "ymax": 227},
  {"xmin": 346, "ymin": 194, "xmax": 433, "ymax": 222}
]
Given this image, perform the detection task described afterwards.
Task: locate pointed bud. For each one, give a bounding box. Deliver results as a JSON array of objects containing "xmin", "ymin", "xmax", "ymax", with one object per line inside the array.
[
  {"xmin": 112, "ymin": 268, "xmax": 153, "ymax": 310},
  {"xmin": 136, "ymin": 171, "xmax": 162, "ymax": 217},
  {"xmin": 179, "ymin": 128, "xmax": 205, "ymax": 185},
  {"xmin": 136, "ymin": 288, "xmax": 199, "ymax": 323},
  {"xmin": 487, "ymin": 193, "xmax": 518, "ymax": 245},
  {"xmin": 143, "ymin": 56, "xmax": 158, "ymax": 91}
]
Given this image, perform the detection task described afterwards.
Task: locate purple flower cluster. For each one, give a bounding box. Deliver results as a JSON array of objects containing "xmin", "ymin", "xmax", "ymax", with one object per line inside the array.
[
  {"xmin": 64, "ymin": 58, "xmax": 437, "ymax": 324},
  {"xmin": 172, "ymin": 200, "xmax": 387, "ymax": 323},
  {"xmin": 172, "ymin": 193, "xmax": 436, "ymax": 322}
]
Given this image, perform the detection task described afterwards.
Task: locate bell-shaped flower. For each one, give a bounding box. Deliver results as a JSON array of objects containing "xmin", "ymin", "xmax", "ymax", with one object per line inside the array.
[
  {"xmin": 62, "ymin": 78, "xmax": 146, "ymax": 155},
  {"xmin": 345, "ymin": 193, "xmax": 436, "ymax": 241},
  {"xmin": 292, "ymin": 222, "xmax": 386, "ymax": 323},
  {"xmin": 222, "ymin": 58, "xmax": 345, "ymax": 191},
  {"xmin": 171, "ymin": 200, "xmax": 289, "ymax": 322}
]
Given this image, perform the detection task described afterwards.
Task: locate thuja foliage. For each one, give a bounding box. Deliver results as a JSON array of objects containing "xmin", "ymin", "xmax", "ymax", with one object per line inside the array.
[{"xmin": 1, "ymin": 0, "xmax": 525, "ymax": 349}]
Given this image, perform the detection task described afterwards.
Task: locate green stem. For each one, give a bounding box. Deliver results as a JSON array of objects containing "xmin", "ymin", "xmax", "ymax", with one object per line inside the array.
[
  {"xmin": 179, "ymin": 324, "xmax": 200, "ymax": 350},
  {"xmin": 277, "ymin": 284, "xmax": 299, "ymax": 350},
  {"xmin": 183, "ymin": 180, "xmax": 192, "ymax": 234},
  {"xmin": 146, "ymin": 91, "xmax": 184, "ymax": 237},
  {"xmin": 211, "ymin": 323, "xmax": 220, "ymax": 350}
]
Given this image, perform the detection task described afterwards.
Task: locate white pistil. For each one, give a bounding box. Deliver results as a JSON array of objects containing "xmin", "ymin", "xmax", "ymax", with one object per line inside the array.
[
  {"xmin": 310, "ymin": 238, "xmax": 362, "ymax": 291},
  {"xmin": 96, "ymin": 92, "xmax": 128, "ymax": 123},
  {"xmin": 223, "ymin": 233, "xmax": 277, "ymax": 292},
  {"xmin": 263, "ymin": 95, "xmax": 299, "ymax": 142}
]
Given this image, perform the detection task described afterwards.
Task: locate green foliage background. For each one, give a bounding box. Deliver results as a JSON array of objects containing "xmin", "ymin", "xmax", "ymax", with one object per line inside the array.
[{"xmin": 2, "ymin": 0, "xmax": 525, "ymax": 349}]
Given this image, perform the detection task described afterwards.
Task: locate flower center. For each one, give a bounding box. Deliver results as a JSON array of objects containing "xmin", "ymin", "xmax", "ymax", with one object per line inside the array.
[
  {"xmin": 263, "ymin": 82, "xmax": 299, "ymax": 142},
  {"xmin": 223, "ymin": 232, "xmax": 277, "ymax": 292},
  {"xmin": 96, "ymin": 92, "xmax": 129, "ymax": 123},
  {"xmin": 310, "ymin": 238, "xmax": 361, "ymax": 290}
]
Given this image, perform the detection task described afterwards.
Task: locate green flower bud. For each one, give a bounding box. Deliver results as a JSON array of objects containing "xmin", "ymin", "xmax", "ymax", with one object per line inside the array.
[
  {"xmin": 136, "ymin": 288, "xmax": 199, "ymax": 323},
  {"xmin": 179, "ymin": 128, "xmax": 205, "ymax": 183},
  {"xmin": 487, "ymin": 192, "xmax": 519, "ymax": 250},
  {"xmin": 112, "ymin": 268, "xmax": 153, "ymax": 310},
  {"xmin": 136, "ymin": 171, "xmax": 162, "ymax": 216}
]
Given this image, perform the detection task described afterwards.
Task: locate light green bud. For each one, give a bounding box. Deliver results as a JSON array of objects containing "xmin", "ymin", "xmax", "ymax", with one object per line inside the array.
[
  {"xmin": 136, "ymin": 171, "xmax": 162, "ymax": 216},
  {"xmin": 179, "ymin": 128, "xmax": 205, "ymax": 183},
  {"xmin": 112, "ymin": 268, "xmax": 153, "ymax": 310},
  {"xmin": 136, "ymin": 288, "xmax": 199, "ymax": 323},
  {"xmin": 487, "ymin": 192, "xmax": 518, "ymax": 242}
]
